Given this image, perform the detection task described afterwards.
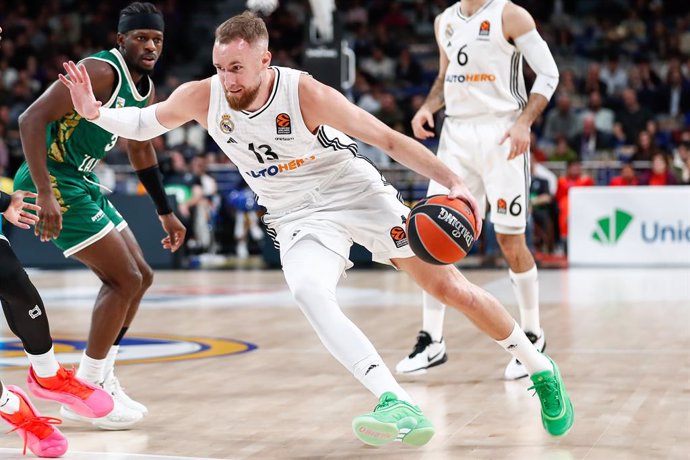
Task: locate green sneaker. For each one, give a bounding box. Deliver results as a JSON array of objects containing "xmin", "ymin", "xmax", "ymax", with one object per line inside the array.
[
  {"xmin": 352, "ymin": 392, "xmax": 435, "ymax": 447},
  {"xmin": 529, "ymin": 355, "xmax": 574, "ymax": 437}
]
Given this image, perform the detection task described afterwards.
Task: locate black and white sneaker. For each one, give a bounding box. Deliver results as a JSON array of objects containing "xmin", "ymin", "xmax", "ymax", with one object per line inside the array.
[
  {"xmin": 395, "ymin": 331, "xmax": 447, "ymax": 375},
  {"xmin": 504, "ymin": 329, "xmax": 546, "ymax": 380}
]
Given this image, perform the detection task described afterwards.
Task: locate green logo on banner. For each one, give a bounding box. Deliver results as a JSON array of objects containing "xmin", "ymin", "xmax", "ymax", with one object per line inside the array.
[{"xmin": 592, "ymin": 209, "xmax": 633, "ymax": 244}]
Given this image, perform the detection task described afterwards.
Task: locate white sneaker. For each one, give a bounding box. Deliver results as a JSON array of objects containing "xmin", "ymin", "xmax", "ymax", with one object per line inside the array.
[
  {"xmin": 102, "ymin": 371, "xmax": 148, "ymax": 415},
  {"xmin": 503, "ymin": 329, "xmax": 546, "ymax": 380},
  {"xmin": 236, "ymin": 241, "xmax": 249, "ymax": 259},
  {"xmin": 60, "ymin": 398, "xmax": 143, "ymax": 430},
  {"xmin": 395, "ymin": 331, "xmax": 447, "ymax": 375}
]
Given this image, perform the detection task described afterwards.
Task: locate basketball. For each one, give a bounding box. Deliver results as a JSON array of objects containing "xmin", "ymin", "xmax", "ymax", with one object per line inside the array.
[{"xmin": 406, "ymin": 195, "xmax": 478, "ymax": 265}]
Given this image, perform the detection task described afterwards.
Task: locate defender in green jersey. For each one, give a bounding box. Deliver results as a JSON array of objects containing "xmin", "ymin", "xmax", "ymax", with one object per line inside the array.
[{"xmin": 16, "ymin": 2, "xmax": 185, "ymax": 430}]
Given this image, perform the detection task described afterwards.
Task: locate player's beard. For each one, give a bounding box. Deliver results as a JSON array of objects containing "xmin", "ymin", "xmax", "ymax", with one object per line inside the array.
[
  {"xmin": 226, "ymin": 79, "xmax": 261, "ymax": 111},
  {"xmin": 133, "ymin": 63, "xmax": 154, "ymax": 76}
]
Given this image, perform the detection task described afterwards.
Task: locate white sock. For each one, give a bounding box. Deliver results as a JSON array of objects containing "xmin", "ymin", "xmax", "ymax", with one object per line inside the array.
[
  {"xmin": 25, "ymin": 346, "xmax": 61, "ymax": 378},
  {"xmin": 76, "ymin": 352, "xmax": 106, "ymax": 384},
  {"xmin": 509, "ymin": 265, "xmax": 540, "ymax": 334},
  {"xmin": 422, "ymin": 291, "xmax": 446, "ymax": 342},
  {"xmin": 104, "ymin": 345, "xmax": 119, "ymax": 379},
  {"xmin": 496, "ymin": 322, "xmax": 551, "ymax": 375},
  {"xmin": 0, "ymin": 386, "xmax": 20, "ymax": 414},
  {"xmin": 353, "ymin": 355, "xmax": 414, "ymax": 404}
]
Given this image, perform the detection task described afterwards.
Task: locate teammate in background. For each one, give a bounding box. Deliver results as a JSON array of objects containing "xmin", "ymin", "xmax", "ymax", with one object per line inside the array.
[
  {"xmin": 14, "ymin": 2, "xmax": 186, "ymax": 430},
  {"xmin": 60, "ymin": 11, "xmax": 574, "ymax": 443},
  {"xmin": 397, "ymin": 0, "xmax": 559, "ymax": 379}
]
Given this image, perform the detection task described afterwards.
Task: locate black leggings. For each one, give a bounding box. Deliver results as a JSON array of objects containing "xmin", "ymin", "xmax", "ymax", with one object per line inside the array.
[{"xmin": 0, "ymin": 239, "xmax": 52, "ymax": 355}]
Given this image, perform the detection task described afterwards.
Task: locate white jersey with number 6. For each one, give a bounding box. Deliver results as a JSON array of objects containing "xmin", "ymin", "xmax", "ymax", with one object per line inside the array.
[{"xmin": 439, "ymin": 0, "xmax": 527, "ymax": 120}]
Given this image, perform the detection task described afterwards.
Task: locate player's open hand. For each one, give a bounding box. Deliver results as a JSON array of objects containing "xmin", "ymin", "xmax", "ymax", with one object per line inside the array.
[
  {"xmin": 35, "ymin": 192, "xmax": 63, "ymax": 241},
  {"xmin": 58, "ymin": 61, "xmax": 102, "ymax": 121},
  {"xmin": 411, "ymin": 106, "xmax": 436, "ymax": 140},
  {"xmin": 447, "ymin": 182, "xmax": 483, "ymax": 236},
  {"xmin": 158, "ymin": 212, "xmax": 186, "ymax": 253},
  {"xmin": 4, "ymin": 191, "xmax": 40, "ymax": 230},
  {"xmin": 499, "ymin": 121, "xmax": 531, "ymax": 160}
]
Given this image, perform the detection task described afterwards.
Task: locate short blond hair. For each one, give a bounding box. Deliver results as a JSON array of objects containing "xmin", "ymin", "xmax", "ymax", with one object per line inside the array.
[{"xmin": 215, "ymin": 11, "xmax": 268, "ymax": 45}]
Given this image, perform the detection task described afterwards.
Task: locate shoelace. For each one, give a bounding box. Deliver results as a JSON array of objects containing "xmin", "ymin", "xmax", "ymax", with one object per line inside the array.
[
  {"xmin": 374, "ymin": 394, "xmax": 398, "ymax": 412},
  {"xmin": 49, "ymin": 367, "xmax": 93, "ymax": 400},
  {"xmin": 104, "ymin": 375, "xmax": 126, "ymax": 396},
  {"xmin": 528, "ymin": 378, "xmax": 561, "ymax": 413},
  {"xmin": 7, "ymin": 416, "xmax": 62, "ymax": 455}
]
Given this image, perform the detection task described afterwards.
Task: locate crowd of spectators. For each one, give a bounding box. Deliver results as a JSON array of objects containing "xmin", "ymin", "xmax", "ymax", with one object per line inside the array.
[{"xmin": 1, "ymin": 0, "xmax": 689, "ymax": 262}]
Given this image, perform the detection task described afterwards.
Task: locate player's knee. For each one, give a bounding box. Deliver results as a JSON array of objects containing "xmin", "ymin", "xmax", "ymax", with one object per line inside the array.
[
  {"xmin": 428, "ymin": 274, "xmax": 473, "ymax": 309},
  {"xmin": 139, "ymin": 263, "xmax": 154, "ymax": 291},
  {"xmin": 105, "ymin": 265, "xmax": 143, "ymax": 296},
  {"xmin": 496, "ymin": 233, "xmax": 527, "ymax": 257},
  {"xmin": 287, "ymin": 274, "xmax": 332, "ymax": 310}
]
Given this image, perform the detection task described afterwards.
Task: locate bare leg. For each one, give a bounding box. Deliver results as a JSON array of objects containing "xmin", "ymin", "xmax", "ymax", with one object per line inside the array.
[{"xmin": 73, "ymin": 229, "xmax": 143, "ymax": 360}]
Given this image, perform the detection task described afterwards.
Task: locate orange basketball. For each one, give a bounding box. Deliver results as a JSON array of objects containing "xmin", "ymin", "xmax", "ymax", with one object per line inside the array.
[{"xmin": 406, "ymin": 195, "xmax": 478, "ymax": 265}]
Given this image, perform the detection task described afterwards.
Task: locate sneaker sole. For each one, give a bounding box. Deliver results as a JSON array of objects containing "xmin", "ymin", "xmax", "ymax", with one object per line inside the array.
[
  {"xmin": 60, "ymin": 406, "xmax": 143, "ymax": 431},
  {"xmin": 352, "ymin": 418, "xmax": 398, "ymax": 446},
  {"xmin": 397, "ymin": 353, "xmax": 448, "ymax": 375},
  {"xmin": 401, "ymin": 426, "xmax": 435, "ymax": 446},
  {"xmin": 546, "ymin": 397, "xmax": 574, "ymax": 437}
]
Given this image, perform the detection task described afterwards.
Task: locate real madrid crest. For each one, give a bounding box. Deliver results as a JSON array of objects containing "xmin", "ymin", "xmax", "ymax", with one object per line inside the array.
[
  {"xmin": 220, "ymin": 114, "xmax": 234, "ymax": 134},
  {"xmin": 445, "ymin": 23, "xmax": 454, "ymax": 40}
]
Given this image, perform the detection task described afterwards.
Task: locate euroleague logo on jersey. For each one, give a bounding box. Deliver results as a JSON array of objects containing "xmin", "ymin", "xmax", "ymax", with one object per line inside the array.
[
  {"xmin": 276, "ymin": 113, "xmax": 291, "ymax": 135},
  {"xmin": 390, "ymin": 226, "xmax": 409, "ymax": 248},
  {"xmin": 479, "ymin": 20, "xmax": 490, "ymax": 37}
]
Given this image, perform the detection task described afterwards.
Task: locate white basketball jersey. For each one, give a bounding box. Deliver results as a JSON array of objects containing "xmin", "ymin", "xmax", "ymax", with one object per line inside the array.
[
  {"xmin": 439, "ymin": 0, "xmax": 527, "ymax": 119},
  {"xmin": 207, "ymin": 66, "xmax": 357, "ymax": 212}
]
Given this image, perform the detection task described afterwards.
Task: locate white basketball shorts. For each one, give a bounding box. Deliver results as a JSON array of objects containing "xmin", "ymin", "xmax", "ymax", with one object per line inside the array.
[
  {"xmin": 263, "ymin": 157, "xmax": 415, "ymax": 269},
  {"xmin": 428, "ymin": 116, "xmax": 530, "ymax": 235}
]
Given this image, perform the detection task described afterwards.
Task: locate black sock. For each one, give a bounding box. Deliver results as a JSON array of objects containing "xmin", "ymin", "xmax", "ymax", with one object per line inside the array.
[{"xmin": 114, "ymin": 326, "xmax": 129, "ymax": 345}]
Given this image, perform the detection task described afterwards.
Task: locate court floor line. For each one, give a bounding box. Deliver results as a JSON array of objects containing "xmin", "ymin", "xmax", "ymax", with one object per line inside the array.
[{"xmin": 0, "ymin": 448, "xmax": 226, "ymax": 460}]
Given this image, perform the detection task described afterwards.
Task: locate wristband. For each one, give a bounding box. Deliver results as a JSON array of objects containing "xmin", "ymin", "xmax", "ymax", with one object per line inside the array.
[
  {"xmin": 136, "ymin": 165, "xmax": 173, "ymax": 215},
  {"xmin": 0, "ymin": 191, "xmax": 11, "ymax": 214}
]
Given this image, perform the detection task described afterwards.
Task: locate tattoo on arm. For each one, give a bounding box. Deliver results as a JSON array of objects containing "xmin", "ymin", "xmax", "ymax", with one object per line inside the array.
[
  {"xmin": 517, "ymin": 93, "xmax": 548, "ymax": 126},
  {"xmin": 424, "ymin": 77, "xmax": 445, "ymax": 113}
]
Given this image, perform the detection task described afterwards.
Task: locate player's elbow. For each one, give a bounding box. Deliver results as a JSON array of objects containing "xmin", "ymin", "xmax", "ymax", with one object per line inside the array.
[
  {"xmin": 18, "ymin": 105, "xmax": 47, "ymax": 131},
  {"xmin": 18, "ymin": 108, "xmax": 33, "ymax": 130},
  {"xmin": 548, "ymin": 64, "xmax": 560, "ymax": 81}
]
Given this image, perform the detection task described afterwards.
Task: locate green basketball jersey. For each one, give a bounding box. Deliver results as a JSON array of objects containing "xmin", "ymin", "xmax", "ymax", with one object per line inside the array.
[{"xmin": 45, "ymin": 48, "xmax": 153, "ymax": 174}]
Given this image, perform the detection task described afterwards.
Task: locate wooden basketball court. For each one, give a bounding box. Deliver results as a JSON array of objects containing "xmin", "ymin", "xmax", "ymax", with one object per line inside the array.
[{"xmin": 0, "ymin": 266, "xmax": 687, "ymax": 459}]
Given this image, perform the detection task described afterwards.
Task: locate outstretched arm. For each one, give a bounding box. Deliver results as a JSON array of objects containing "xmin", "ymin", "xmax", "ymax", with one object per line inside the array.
[{"xmin": 59, "ymin": 61, "xmax": 208, "ymax": 141}]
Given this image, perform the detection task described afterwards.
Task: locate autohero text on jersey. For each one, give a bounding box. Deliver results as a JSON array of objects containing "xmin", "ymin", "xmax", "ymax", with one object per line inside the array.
[
  {"xmin": 445, "ymin": 73, "xmax": 496, "ymax": 83},
  {"xmin": 245, "ymin": 155, "xmax": 317, "ymax": 179}
]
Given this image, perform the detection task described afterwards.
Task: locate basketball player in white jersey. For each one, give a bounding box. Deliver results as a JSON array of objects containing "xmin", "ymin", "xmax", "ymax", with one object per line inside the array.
[
  {"xmin": 396, "ymin": 0, "xmax": 559, "ymax": 380},
  {"xmin": 58, "ymin": 11, "xmax": 573, "ymax": 442}
]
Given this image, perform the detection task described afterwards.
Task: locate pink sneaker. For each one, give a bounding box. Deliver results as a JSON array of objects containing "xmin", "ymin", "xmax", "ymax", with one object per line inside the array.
[
  {"xmin": 27, "ymin": 366, "xmax": 113, "ymax": 418},
  {"xmin": 0, "ymin": 385, "xmax": 67, "ymax": 457}
]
